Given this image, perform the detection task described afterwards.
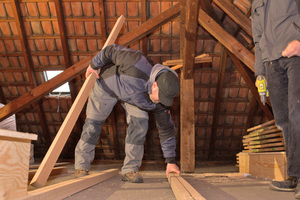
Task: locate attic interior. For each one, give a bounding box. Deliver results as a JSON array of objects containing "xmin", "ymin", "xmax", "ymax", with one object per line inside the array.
[
  {"xmin": 0, "ymin": 0, "xmax": 273, "ymax": 161},
  {"xmin": 0, "ymin": 0, "xmax": 285, "ymax": 199}
]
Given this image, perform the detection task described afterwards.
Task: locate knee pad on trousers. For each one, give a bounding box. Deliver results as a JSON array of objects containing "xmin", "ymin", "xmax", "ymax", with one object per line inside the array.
[
  {"xmin": 126, "ymin": 116, "xmax": 148, "ymax": 145},
  {"xmin": 80, "ymin": 118, "xmax": 105, "ymax": 145}
]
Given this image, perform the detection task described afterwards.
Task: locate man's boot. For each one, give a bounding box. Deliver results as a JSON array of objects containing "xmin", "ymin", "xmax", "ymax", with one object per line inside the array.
[
  {"xmin": 122, "ymin": 171, "xmax": 143, "ymax": 183},
  {"xmin": 270, "ymin": 177, "xmax": 298, "ymax": 192}
]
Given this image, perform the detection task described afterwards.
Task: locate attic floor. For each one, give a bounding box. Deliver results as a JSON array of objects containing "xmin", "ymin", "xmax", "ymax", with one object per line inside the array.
[{"xmin": 28, "ymin": 161, "xmax": 295, "ymax": 200}]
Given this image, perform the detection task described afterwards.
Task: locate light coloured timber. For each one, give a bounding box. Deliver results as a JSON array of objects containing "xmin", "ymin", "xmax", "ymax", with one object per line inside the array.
[
  {"xmin": 0, "ymin": 129, "xmax": 37, "ymax": 200},
  {"xmin": 244, "ymin": 142, "xmax": 284, "ymax": 150},
  {"xmin": 28, "ymin": 167, "xmax": 68, "ymax": 180},
  {"xmin": 243, "ymin": 146, "xmax": 285, "ymax": 153},
  {"xmin": 18, "ymin": 169, "xmax": 118, "ymax": 200},
  {"xmin": 29, "ymin": 162, "xmax": 70, "ymax": 169},
  {"xmin": 242, "ymin": 132, "xmax": 282, "ymax": 143},
  {"xmin": 247, "ymin": 119, "xmax": 275, "ymax": 132},
  {"xmin": 238, "ymin": 152, "xmax": 287, "ymax": 181},
  {"xmin": 168, "ymin": 173, "xmax": 206, "ymax": 200},
  {"xmin": 30, "ymin": 15, "xmax": 125, "ymax": 188},
  {"xmin": 244, "ymin": 128, "xmax": 281, "ymax": 139},
  {"xmin": 245, "ymin": 137, "xmax": 284, "ymax": 146}
]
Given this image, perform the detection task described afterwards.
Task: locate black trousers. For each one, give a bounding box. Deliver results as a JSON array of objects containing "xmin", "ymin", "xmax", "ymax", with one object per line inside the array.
[{"xmin": 265, "ymin": 56, "xmax": 300, "ymax": 178}]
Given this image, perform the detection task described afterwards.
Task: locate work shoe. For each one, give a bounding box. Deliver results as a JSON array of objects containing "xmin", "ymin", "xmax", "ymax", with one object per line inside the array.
[
  {"xmin": 270, "ymin": 177, "xmax": 298, "ymax": 192},
  {"xmin": 122, "ymin": 171, "xmax": 143, "ymax": 183},
  {"xmin": 75, "ymin": 169, "xmax": 89, "ymax": 178},
  {"xmin": 295, "ymin": 179, "xmax": 300, "ymax": 199}
]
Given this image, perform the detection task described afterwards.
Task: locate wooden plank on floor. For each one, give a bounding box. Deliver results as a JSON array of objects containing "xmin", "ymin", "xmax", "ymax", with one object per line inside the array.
[
  {"xmin": 29, "ymin": 162, "xmax": 70, "ymax": 169},
  {"xmin": 28, "ymin": 167, "xmax": 68, "ymax": 180},
  {"xmin": 19, "ymin": 169, "xmax": 119, "ymax": 200},
  {"xmin": 29, "ymin": 16, "xmax": 125, "ymax": 188},
  {"xmin": 168, "ymin": 173, "xmax": 206, "ymax": 200}
]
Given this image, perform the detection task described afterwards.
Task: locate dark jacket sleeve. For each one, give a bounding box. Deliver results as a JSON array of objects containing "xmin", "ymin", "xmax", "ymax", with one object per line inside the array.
[
  {"xmin": 154, "ymin": 103, "xmax": 176, "ymax": 163},
  {"xmin": 251, "ymin": 0, "xmax": 266, "ymax": 77}
]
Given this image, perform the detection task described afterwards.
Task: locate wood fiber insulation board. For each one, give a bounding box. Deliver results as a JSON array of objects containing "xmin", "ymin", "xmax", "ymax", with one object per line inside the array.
[
  {"xmin": 18, "ymin": 169, "xmax": 118, "ymax": 200},
  {"xmin": 29, "ymin": 15, "xmax": 125, "ymax": 188},
  {"xmin": 0, "ymin": 129, "xmax": 37, "ymax": 200},
  {"xmin": 168, "ymin": 173, "xmax": 206, "ymax": 200}
]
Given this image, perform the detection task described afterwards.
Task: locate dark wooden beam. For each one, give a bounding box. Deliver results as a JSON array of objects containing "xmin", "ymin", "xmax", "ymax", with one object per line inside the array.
[
  {"xmin": 98, "ymin": 0, "xmax": 107, "ymax": 46},
  {"xmin": 213, "ymin": 0, "xmax": 252, "ymax": 37},
  {"xmin": 227, "ymin": 51, "xmax": 273, "ymax": 120},
  {"xmin": 246, "ymin": 97, "xmax": 257, "ymax": 130},
  {"xmin": 198, "ymin": 8, "xmax": 255, "ymax": 71},
  {"xmin": 180, "ymin": 0, "xmax": 198, "ymax": 172},
  {"xmin": 182, "ymin": 0, "xmax": 199, "ymax": 79},
  {"xmin": 139, "ymin": 0, "xmax": 148, "ymax": 55},
  {"xmin": 9, "ymin": 0, "xmax": 51, "ymax": 147},
  {"xmin": 54, "ymin": 0, "xmax": 77, "ymax": 101},
  {"xmin": 0, "ymin": 58, "xmax": 91, "ymax": 122},
  {"xmin": 208, "ymin": 46, "xmax": 226, "ymax": 161}
]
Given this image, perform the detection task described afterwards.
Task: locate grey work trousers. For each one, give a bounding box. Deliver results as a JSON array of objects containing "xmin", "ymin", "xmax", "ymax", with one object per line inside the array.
[
  {"xmin": 75, "ymin": 80, "xmax": 149, "ymax": 174},
  {"xmin": 265, "ymin": 56, "xmax": 300, "ymax": 178}
]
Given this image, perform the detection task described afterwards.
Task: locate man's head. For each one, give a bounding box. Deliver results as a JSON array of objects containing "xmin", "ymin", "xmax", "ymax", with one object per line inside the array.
[{"xmin": 149, "ymin": 71, "xmax": 180, "ymax": 107}]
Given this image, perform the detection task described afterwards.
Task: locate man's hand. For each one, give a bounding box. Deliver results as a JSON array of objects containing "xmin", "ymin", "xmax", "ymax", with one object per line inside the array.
[
  {"xmin": 166, "ymin": 163, "xmax": 180, "ymax": 178},
  {"xmin": 282, "ymin": 40, "xmax": 300, "ymax": 58},
  {"xmin": 85, "ymin": 65, "xmax": 100, "ymax": 78}
]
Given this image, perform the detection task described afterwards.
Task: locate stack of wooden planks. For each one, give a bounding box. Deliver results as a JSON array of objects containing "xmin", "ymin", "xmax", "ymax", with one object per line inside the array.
[
  {"xmin": 242, "ymin": 119, "xmax": 285, "ymax": 153},
  {"xmin": 236, "ymin": 120, "xmax": 285, "ymax": 167}
]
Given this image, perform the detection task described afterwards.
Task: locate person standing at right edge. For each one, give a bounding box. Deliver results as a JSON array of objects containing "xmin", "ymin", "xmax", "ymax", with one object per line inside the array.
[{"xmin": 251, "ymin": 0, "xmax": 300, "ymax": 198}]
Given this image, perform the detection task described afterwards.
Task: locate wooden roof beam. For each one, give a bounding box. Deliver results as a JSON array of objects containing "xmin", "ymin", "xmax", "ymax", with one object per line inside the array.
[
  {"xmin": 54, "ymin": 0, "xmax": 77, "ymax": 102},
  {"xmin": 9, "ymin": 0, "xmax": 51, "ymax": 147},
  {"xmin": 208, "ymin": 46, "xmax": 227, "ymax": 161},
  {"xmin": 198, "ymin": 8, "xmax": 255, "ymax": 72},
  {"xmin": 227, "ymin": 51, "xmax": 273, "ymax": 120},
  {"xmin": 213, "ymin": 0, "xmax": 252, "ymax": 37},
  {"xmin": 139, "ymin": 0, "xmax": 148, "ymax": 55},
  {"xmin": 98, "ymin": 0, "xmax": 107, "ymax": 46}
]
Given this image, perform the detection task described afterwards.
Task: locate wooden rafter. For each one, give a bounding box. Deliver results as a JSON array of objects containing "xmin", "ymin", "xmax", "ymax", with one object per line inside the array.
[
  {"xmin": 9, "ymin": 0, "xmax": 51, "ymax": 147},
  {"xmin": 213, "ymin": 0, "xmax": 252, "ymax": 37},
  {"xmin": 227, "ymin": 51, "xmax": 273, "ymax": 119},
  {"xmin": 208, "ymin": 46, "xmax": 227, "ymax": 161},
  {"xmin": 54, "ymin": 0, "xmax": 77, "ymax": 101},
  {"xmin": 98, "ymin": 0, "xmax": 107, "ymax": 46},
  {"xmin": 246, "ymin": 97, "xmax": 257, "ymax": 130},
  {"xmin": 198, "ymin": 8, "xmax": 255, "ymax": 72},
  {"xmin": 139, "ymin": 0, "xmax": 148, "ymax": 54},
  {"xmin": 0, "ymin": 2, "xmax": 183, "ymax": 122}
]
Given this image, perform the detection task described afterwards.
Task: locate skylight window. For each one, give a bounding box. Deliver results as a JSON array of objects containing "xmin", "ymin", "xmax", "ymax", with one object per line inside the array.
[{"xmin": 44, "ymin": 70, "xmax": 70, "ymax": 94}]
